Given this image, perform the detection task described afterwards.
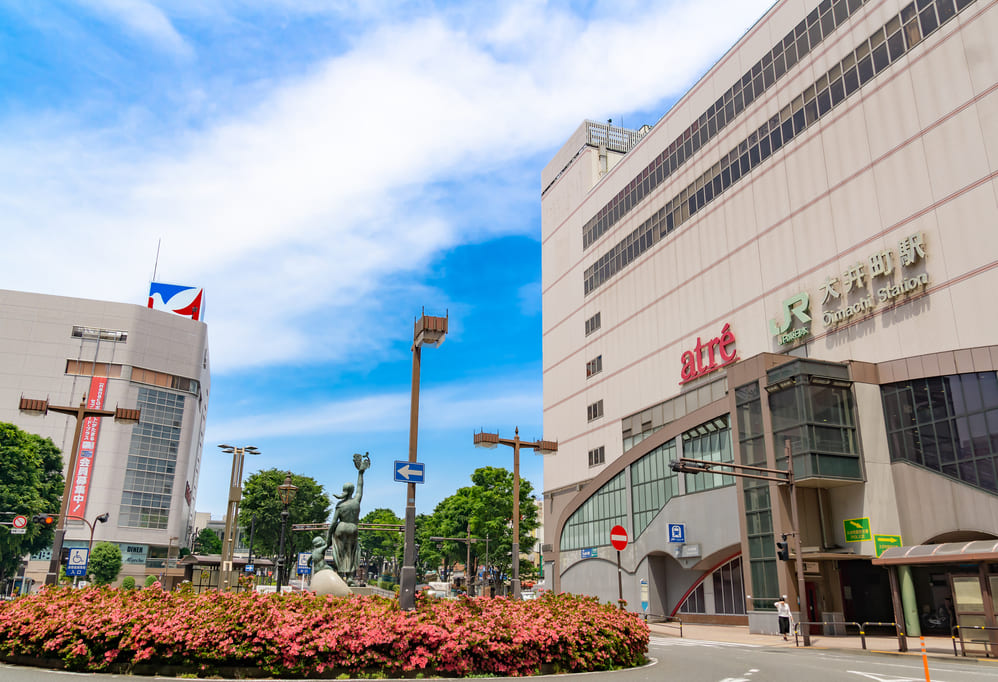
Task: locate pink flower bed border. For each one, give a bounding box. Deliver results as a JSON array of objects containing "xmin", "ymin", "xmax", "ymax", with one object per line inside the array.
[{"xmin": 0, "ymin": 587, "xmax": 648, "ymax": 677}]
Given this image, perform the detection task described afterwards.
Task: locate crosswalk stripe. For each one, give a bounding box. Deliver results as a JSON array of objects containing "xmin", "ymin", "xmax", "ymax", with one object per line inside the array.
[{"xmin": 650, "ymin": 637, "xmax": 761, "ymax": 648}]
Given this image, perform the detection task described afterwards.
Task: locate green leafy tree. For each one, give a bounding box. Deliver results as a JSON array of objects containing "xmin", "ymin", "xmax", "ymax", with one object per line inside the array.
[
  {"xmin": 0, "ymin": 422, "xmax": 64, "ymax": 583},
  {"xmin": 87, "ymin": 541, "xmax": 122, "ymax": 585},
  {"xmin": 425, "ymin": 467, "xmax": 539, "ymax": 587},
  {"xmin": 195, "ymin": 528, "xmax": 223, "ymax": 554},
  {"xmin": 238, "ymin": 469, "xmax": 330, "ymax": 579},
  {"xmin": 359, "ymin": 508, "xmax": 402, "ymax": 579}
]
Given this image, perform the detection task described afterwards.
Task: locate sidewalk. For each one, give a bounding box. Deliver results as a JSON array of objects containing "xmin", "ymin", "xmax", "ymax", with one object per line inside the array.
[{"xmin": 646, "ymin": 621, "xmax": 998, "ymax": 663}]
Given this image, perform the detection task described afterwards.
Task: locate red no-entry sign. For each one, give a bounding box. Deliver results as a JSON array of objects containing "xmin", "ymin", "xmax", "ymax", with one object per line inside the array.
[{"xmin": 610, "ymin": 525, "xmax": 628, "ymax": 550}]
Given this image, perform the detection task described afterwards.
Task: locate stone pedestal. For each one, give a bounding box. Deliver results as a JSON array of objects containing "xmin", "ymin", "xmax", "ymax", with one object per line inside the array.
[{"xmin": 310, "ymin": 569, "xmax": 351, "ymax": 597}]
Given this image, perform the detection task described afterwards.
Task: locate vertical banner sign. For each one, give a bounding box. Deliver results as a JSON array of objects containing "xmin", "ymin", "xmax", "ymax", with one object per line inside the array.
[{"xmin": 69, "ymin": 376, "xmax": 108, "ymax": 518}]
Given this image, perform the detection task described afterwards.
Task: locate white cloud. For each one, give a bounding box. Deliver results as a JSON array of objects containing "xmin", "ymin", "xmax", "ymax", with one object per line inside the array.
[
  {"xmin": 0, "ymin": 0, "xmax": 773, "ymax": 372},
  {"xmin": 78, "ymin": 0, "xmax": 193, "ymax": 57},
  {"xmin": 207, "ymin": 378, "xmax": 541, "ymax": 442}
]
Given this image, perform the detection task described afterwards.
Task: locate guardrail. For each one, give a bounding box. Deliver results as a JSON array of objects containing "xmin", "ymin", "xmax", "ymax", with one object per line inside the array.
[
  {"xmin": 643, "ymin": 614, "xmax": 682, "ymax": 638},
  {"xmin": 951, "ymin": 624, "xmax": 998, "ymax": 658},
  {"xmin": 793, "ymin": 620, "xmax": 906, "ymax": 651}
]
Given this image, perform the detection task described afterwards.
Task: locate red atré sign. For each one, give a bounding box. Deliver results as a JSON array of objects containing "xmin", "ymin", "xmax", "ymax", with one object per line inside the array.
[{"xmin": 679, "ymin": 323, "xmax": 737, "ymax": 385}]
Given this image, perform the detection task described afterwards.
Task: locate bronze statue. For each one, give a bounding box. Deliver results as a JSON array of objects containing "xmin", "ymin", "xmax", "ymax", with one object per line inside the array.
[
  {"xmin": 309, "ymin": 535, "xmax": 329, "ymax": 574},
  {"xmin": 326, "ymin": 452, "xmax": 370, "ymax": 581}
]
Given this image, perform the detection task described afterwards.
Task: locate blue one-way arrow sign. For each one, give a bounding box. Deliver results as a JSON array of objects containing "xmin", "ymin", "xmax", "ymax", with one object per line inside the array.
[{"xmin": 394, "ymin": 460, "xmax": 426, "ymax": 484}]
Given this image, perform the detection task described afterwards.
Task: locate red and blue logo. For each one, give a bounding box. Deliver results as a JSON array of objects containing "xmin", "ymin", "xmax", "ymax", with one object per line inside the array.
[{"xmin": 147, "ymin": 282, "xmax": 205, "ymax": 321}]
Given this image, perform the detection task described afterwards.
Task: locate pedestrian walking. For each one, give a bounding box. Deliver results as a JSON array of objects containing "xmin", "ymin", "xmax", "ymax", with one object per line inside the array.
[{"xmin": 775, "ymin": 596, "xmax": 793, "ymax": 641}]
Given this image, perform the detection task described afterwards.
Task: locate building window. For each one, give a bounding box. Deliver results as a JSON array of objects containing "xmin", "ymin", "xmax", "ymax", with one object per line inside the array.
[
  {"xmin": 587, "ymin": 399, "xmax": 604, "ymax": 422},
  {"xmin": 65, "ymin": 360, "xmax": 123, "ymax": 378},
  {"xmin": 119, "ymin": 387, "xmax": 185, "ymax": 529},
  {"xmin": 766, "ymin": 360, "xmax": 861, "ymax": 482},
  {"xmin": 560, "ymin": 472, "xmax": 627, "ymax": 551},
  {"xmin": 585, "ymin": 312, "xmax": 601, "ymax": 336},
  {"xmin": 712, "ymin": 556, "xmax": 746, "ymax": 614},
  {"xmin": 679, "ymin": 583, "xmax": 706, "ymax": 614},
  {"xmin": 631, "ymin": 439, "xmax": 679, "ymax": 537},
  {"xmin": 682, "ymin": 416, "xmax": 735, "ymax": 493},
  {"xmin": 678, "ymin": 556, "xmax": 746, "ymax": 615},
  {"xmin": 586, "ymin": 355, "xmax": 603, "ymax": 378},
  {"xmin": 72, "ymin": 325, "xmax": 127, "ymax": 342},
  {"xmin": 582, "ymin": 0, "xmax": 975, "ymax": 296},
  {"xmin": 882, "ymin": 371, "xmax": 998, "ymax": 494},
  {"xmin": 131, "ymin": 366, "xmax": 200, "ymax": 396},
  {"xmin": 736, "ymin": 381, "xmax": 779, "ymax": 611},
  {"xmin": 588, "ymin": 445, "xmax": 605, "ymax": 467}
]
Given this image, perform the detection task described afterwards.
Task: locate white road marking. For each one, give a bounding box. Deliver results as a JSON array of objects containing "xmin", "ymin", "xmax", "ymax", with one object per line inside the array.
[
  {"xmin": 847, "ymin": 671, "xmax": 954, "ymax": 682},
  {"xmin": 650, "ymin": 637, "xmax": 761, "ymax": 648}
]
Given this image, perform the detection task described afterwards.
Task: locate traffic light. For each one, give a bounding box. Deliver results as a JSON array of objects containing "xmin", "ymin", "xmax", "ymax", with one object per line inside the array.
[
  {"xmin": 33, "ymin": 513, "xmax": 58, "ymax": 526},
  {"xmin": 776, "ymin": 534, "xmax": 790, "ymax": 561}
]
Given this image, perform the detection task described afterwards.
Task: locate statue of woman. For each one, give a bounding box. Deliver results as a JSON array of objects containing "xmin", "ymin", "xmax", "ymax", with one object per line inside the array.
[{"xmin": 326, "ymin": 452, "xmax": 370, "ymax": 580}]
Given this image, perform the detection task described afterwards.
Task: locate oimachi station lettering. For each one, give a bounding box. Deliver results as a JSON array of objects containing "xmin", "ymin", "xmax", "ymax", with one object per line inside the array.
[{"xmin": 768, "ymin": 232, "xmax": 929, "ymax": 344}]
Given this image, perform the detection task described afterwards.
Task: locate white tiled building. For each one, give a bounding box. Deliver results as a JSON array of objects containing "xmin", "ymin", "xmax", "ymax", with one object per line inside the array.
[{"xmin": 541, "ymin": 0, "xmax": 998, "ymax": 634}]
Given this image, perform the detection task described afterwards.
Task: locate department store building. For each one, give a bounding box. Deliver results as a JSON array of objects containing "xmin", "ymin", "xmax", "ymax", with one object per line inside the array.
[
  {"xmin": 540, "ymin": 0, "xmax": 998, "ymax": 635},
  {"xmin": 0, "ymin": 289, "xmax": 210, "ymax": 587}
]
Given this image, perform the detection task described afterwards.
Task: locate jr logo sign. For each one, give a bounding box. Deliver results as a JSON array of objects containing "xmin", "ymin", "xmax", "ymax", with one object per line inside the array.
[{"xmin": 770, "ymin": 292, "xmax": 811, "ymax": 345}]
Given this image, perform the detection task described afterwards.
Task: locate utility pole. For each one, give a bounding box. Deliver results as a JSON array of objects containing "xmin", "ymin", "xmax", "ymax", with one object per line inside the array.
[
  {"xmin": 671, "ymin": 437, "xmax": 811, "ymax": 646},
  {"xmin": 18, "ymin": 395, "xmax": 140, "ymax": 586}
]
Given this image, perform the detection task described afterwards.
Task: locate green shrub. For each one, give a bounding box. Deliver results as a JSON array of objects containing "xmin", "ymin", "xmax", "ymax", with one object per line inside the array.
[
  {"xmin": 121, "ymin": 576, "xmax": 136, "ymax": 590},
  {"xmin": 144, "ymin": 575, "xmax": 157, "ymax": 588}
]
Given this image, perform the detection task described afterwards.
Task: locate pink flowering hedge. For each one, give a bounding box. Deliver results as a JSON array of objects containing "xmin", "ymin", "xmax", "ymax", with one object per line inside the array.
[{"xmin": 0, "ymin": 587, "xmax": 648, "ymax": 677}]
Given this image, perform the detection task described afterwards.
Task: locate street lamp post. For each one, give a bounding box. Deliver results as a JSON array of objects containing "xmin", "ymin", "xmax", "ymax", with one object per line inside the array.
[
  {"xmin": 473, "ymin": 428, "xmax": 557, "ymax": 600},
  {"xmin": 18, "ymin": 395, "xmax": 140, "ymax": 585},
  {"xmin": 217, "ymin": 444, "xmax": 260, "ymax": 591},
  {"xmin": 276, "ymin": 472, "xmax": 298, "ymax": 594},
  {"xmin": 399, "ymin": 311, "xmax": 448, "ymax": 611},
  {"xmin": 670, "ymin": 438, "xmax": 811, "ymax": 646}
]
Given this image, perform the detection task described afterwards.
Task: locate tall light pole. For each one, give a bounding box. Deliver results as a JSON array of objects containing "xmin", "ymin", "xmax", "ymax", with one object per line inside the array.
[
  {"xmin": 670, "ymin": 438, "xmax": 810, "ymax": 646},
  {"xmin": 217, "ymin": 444, "xmax": 260, "ymax": 591},
  {"xmin": 276, "ymin": 472, "xmax": 298, "ymax": 594},
  {"xmin": 473, "ymin": 428, "xmax": 557, "ymax": 599},
  {"xmin": 18, "ymin": 395, "xmax": 140, "ymax": 585},
  {"xmin": 399, "ymin": 311, "xmax": 448, "ymax": 610}
]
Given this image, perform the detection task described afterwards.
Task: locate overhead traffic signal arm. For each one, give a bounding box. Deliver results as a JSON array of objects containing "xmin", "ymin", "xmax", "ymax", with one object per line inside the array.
[{"xmin": 670, "ymin": 457, "xmax": 791, "ymax": 483}]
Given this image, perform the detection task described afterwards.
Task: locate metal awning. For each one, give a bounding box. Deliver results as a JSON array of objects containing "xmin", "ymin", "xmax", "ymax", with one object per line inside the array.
[{"xmin": 873, "ymin": 540, "xmax": 998, "ymax": 566}]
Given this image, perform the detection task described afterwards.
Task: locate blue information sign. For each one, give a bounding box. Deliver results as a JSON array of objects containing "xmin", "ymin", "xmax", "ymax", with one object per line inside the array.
[
  {"xmin": 297, "ymin": 552, "xmax": 311, "ymax": 576},
  {"xmin": 580, "ymin": 548, "xmax": 598, "ymax": 559},
  {"xmin": 66, "ymin": 548, "xmax": 89, "ymax": 577},
  {"xmin": 394, "ymin": 460, "xmax": 426, "ymax": 484},
  {"xmin": 668, "ymin": 523, "xmax": 686, "ymax": 543}
]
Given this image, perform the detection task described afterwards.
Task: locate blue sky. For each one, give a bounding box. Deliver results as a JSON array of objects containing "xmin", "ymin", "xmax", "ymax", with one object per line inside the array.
[{"xmin": 0, "ymin": 0, "xmax": 773, "ymax": 520}]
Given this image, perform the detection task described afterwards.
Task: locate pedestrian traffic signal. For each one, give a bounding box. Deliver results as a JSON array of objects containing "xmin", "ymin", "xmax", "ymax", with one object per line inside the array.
[
  {"xmin": 33, "ymin": 514, "xmax": 58, "ymax": 526},
  {"xmin": 776, "ymin": 535, "xmax": 790, "ymax": 561}
]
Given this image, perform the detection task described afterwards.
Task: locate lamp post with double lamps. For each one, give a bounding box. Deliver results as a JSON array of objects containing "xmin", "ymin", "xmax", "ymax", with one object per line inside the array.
[
  {"xmin": 399, "ymin": 311, "xmax": 448, "ymax": 611},
  {"xmin": 275, "ymin": 472, "xmax": 298, "ymax": 594},
  {"xmin": 473, "ymin": 428, "xmax": 557, "ymax": 600},
  {"xmin": 217, "ymin": 444, "xmax": 260, "ymax": 591},
  {"xmin": 17, "ymin": 395, "xmax": 140, "ymax": 586}
]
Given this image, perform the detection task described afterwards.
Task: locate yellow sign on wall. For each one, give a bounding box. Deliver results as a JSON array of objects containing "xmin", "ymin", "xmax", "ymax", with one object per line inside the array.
[
  {"xmin": 843, "ymin": 517, "xmax": 871, "ymax": 542},
  {"xmin": 874, "ymin": 534, "xmax": 903, "ymax": 557}
]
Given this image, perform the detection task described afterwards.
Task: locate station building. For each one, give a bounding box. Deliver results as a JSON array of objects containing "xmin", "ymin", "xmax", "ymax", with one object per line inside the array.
[
  {"xmin": 0, "ymin": 288, "xmax": 210, "ymax": 587},
  {"xmin": 540, "ymin": 0, "xmax": 998, "ymax": 636}
]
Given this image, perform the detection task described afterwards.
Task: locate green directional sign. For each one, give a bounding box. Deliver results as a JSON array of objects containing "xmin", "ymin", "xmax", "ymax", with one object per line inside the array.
[
  {"xmin": 843, "ymin": 517, "xmax": 871, "ymax": 543},
  {"xmin": 874, "ymin": 534, "xmax": 903, "ymax": 557}
]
